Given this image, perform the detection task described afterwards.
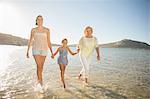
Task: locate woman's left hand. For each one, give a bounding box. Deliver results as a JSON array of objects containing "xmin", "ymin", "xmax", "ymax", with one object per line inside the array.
[{"xmin": 97, "ymin": 55, "xmax": 100, "ymax": 61}]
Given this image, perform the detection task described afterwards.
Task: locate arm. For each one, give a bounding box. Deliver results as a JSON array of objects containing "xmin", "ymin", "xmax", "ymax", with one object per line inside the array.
[
  {"xmin": 26, "ymin": 29, "xmax": 34, "ymax": 58},
  {"xmin": 51, "ymin": 47, "xmax": 60, "ymax": 58},
  {"xmin": 94, "ymin": 37, "xmax": 100, "ymax": 60},
  {"xmin": 96, "ymin": 47, "xmax": 100, "ymax": 60},
  {"xmin": 46, "ymin": 28, "xmax": 53, "ymax": 55},
  {"xmin": 67, "ymin": 47, "xmax": 78, "ymax": 56}
]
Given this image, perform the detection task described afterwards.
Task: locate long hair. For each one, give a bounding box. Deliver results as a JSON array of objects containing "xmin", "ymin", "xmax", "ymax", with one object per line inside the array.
[{"xmin": 35, "ymin": 15, "xmax": 43, "ymax": 25}]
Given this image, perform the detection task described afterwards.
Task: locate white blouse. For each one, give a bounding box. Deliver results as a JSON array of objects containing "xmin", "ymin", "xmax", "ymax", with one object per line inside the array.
[
  {"xmin": 32, "ymin": 32, "xmax": 48, "ymax": 50},
  {"xmin": 78, "ymin": 36, "xmax": 99, "ymax": 57}
]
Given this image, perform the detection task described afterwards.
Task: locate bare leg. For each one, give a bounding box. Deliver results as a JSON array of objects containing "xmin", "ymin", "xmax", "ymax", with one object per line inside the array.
[
  {"xmin": 39, "ymin": 55, "xmax": 46, "ymax": 85},
  {"xmin": 33, "ymin": 55, "xmax": 46, "ymax": 85},
  {"xmin": 78, "ymin": 67, "xmax": 84, "ymax": 80},
  {"xmin": 59, "ymin": 64, "xmax": 66, "ymax": 88}
]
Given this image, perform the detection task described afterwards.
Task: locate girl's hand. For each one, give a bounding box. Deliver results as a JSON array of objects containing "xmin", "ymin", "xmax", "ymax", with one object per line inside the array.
[
  {"xmin": 72, "ymin": 53, "xmax": 77, "ymax": 55},
  {"xmin": 51, "ymin": 53, "xmax": 54, "ymax": 57},
  {"xmin": 97, "ymin": 55, "xmax": 100, "ymax": 61},
  {"xmin": 26, "ymin": 52, "xmax": 29, "ymax": 58}
]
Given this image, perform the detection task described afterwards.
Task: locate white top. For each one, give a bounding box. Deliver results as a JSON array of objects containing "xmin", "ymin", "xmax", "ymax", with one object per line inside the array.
[
  {"xmin": 32, "ymin": 32, "xmax": 48, "ymax": 50},
  {"xmin": 78, "ymin": 36, "xmax": 99, "ymax": 58}
]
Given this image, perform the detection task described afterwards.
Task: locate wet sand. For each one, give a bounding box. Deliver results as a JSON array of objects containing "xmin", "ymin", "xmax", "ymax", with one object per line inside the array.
[{"xmin": 0, "ymin": 46, "xmax": 150, "ymax": 99}]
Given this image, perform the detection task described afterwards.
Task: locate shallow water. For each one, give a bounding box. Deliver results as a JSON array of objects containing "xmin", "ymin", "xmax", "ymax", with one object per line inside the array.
[{"xmin": 0, "ymin": 45, "xmax": 150, "ymax": 99}]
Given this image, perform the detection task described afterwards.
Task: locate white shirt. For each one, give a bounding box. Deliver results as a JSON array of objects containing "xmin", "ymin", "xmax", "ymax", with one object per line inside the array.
[
  {"xmin": 78, "ymin": 36, "xmax": 99, "ymax": 58},
  {"xmin": 32, "ymin": 32, "xmax": 48, "ymax": 50}
]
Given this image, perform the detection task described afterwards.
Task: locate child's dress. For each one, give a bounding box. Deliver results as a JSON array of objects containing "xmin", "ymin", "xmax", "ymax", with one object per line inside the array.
[{"xmin": 58, "ymin": 47, "xmax": 68, "ymax": 65}]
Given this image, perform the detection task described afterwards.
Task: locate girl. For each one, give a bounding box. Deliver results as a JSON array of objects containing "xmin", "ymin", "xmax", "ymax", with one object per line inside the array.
[
  {"xmin": 26, "ymin": 15, "xmax": 53, "ymax": 93},
  {"xmin": 78, "ymin": 26, "xmax": 100, "ymax": 84},
  {"xmin": 51, "ymin": 38, "xmax": 79, "ymax": 89}
]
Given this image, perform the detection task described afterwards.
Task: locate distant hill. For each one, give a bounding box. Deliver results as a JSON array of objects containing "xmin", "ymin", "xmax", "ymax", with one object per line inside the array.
[
  {"xmin": 0, "ymin": 33, "xmax": 28, "ymax": 46},
  {"xmin": 0, "ymin": 33, "xmax": 150, "ymax": 49},
  {"xmin": 0, "ymin": 32, "xmax": 60, "ymax": 46},
  {"xmin": 100, "ymin": 39, "xmax": 150, "ymax": 49},
  {"xmin": 68, "ymin": 39, "xmax": 150, "ymax": 49}
]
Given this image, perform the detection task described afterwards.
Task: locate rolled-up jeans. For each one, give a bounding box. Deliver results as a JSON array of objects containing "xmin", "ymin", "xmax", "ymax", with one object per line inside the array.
[{"xmin": 79, "ymin": 53, "xmax": 92, "ymax": 79}]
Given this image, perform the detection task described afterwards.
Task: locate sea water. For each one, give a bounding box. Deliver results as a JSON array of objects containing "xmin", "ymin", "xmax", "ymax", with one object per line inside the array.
[{"xmin": 0, "ymin": 45, "xmax": 150, "ymax": 99}]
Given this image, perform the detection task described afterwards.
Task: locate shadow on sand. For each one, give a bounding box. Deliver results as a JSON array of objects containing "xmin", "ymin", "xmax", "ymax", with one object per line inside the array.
[
  {"xmin": 65, "ymin": 83, "xmax": 127, "ymax": 99},
  {"xmin": 37, "ymin": 84, "xmax": 127, "ymax": 99}
]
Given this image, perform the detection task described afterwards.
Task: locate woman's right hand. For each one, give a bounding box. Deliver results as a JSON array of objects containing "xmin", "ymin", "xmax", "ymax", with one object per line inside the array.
[
  {"xmin": 97, "ymin": 55, "xmax": 100, "ymax": 61},
  {"xmin": 26, "ymin": 52, "xmax": 29, "ymax": 58}
]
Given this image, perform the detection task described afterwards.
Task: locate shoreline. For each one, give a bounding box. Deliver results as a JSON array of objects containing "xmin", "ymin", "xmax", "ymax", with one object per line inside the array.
[{"xmin": 0, "ymin": 46, "xmax": 150, "ymax": 98}]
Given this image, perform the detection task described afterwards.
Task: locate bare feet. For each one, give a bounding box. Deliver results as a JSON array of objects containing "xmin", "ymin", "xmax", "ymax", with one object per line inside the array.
[
  {"xmin": 78, "ymin": 74, "xmax": 82, "ymax": 80},
  {"xmin": 61, "ymin": 79, "xmax": 66, "ymax": 89}
]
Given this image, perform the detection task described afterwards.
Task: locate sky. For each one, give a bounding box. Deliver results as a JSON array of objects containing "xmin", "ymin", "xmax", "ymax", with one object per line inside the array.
[{"xmin": 0, "ymin": 0, "xmax": 149, "ymax": 44}]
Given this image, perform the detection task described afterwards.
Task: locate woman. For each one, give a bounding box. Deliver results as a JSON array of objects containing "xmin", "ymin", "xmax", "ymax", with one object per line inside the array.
[
  {"xmin": 78, "ymin": 26, "xmax": 100, "ymax": 84},
  {"xmin": 26, "ymin": 15, "xmax": 53, "ymax": 93}
]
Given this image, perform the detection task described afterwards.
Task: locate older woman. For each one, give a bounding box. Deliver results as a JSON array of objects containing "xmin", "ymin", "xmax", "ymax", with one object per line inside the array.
[{"xmin": 78, "ymin": 26, "xmax": 100, "ymax": 84}]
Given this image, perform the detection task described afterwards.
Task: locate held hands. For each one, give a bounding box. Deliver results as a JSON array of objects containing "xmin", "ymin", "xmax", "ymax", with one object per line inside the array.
[
  {"xmin": 77, "ymin": 48, "xmax": 80, "ymax": 53},
  {"xmin": 51, "ymin": 53, "xmax": 54, "ymax": 59},
  {"xmin": 51, "ymin": 55, "xmax": 54, "ymax": 59},
  {"xmin": 73, "ymin": 48, "xmax": 80, "ymax": 55},
  {"xmin": 75, "ymin": 48, "xmax": 80, "ymax": 54}
]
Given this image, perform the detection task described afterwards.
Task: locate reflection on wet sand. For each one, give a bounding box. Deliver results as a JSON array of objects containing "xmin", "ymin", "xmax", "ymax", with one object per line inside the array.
[{"xmin": 0, "ymin": 46, "xmax": 150, "ymax": 98}]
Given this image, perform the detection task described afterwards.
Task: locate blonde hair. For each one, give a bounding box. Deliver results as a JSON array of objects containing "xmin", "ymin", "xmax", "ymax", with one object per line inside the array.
[
  {"xmin": 35, "ymin": 15, "xmax": 43, "ymax": 25},
  {"xmin": 84, "ymin": 26, "xmax": 93, "ymax": 35}
]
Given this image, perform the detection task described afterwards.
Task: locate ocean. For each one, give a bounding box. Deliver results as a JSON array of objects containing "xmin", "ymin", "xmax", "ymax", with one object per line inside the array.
[{"xmin": 0, "ymin": 45, "xmax": 150, "ymax": 99}]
